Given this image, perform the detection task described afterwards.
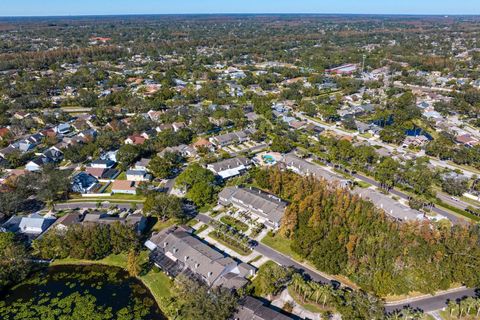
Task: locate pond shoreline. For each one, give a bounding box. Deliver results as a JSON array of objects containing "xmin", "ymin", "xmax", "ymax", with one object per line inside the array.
[
  {"xmin": 49, "ymin": 253, "xmax": 173, "ymax": 314},
  {"xmin": 0, "ymin": 263, "xmax": 167, "ymax": 319}
]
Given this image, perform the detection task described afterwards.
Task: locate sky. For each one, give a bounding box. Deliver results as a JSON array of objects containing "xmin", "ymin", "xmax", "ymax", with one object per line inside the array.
[{"xmin": 1, "ymin": 0, "xmax": 480, "ymax": 17}]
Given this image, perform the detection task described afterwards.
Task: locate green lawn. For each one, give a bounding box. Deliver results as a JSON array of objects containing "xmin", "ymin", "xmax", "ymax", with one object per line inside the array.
[
  {"xmin": 194, "ymin": 224, "xmax": 209, "ymax": 235},
  {"xmin": 261, "ymin": 232, "xmax": 304, "ymax": 262},
  {"xmin": 151, "ymin": 218, "xmax": 178, "ymax": 232},
  {"xmin": 247, "ymin": 255, "xmax": 263, "ymax": 264},
  {"xmin": 139, "ymin": 268, "xmax": 173, "ymax": 304},
  {"xmin": 116, "ymin": 172, "xmax": 127, "ymax": 180},
  {"xmin": 209, "ymin": 231, "xmax": 251, "ymax": 256},
  {"xmin": 51, "ymin": 252, "xmax": 130, "ymax": 268},
  {"xmin": 220, "ymin": 215, "xmax": 249, "ymax": 232}
]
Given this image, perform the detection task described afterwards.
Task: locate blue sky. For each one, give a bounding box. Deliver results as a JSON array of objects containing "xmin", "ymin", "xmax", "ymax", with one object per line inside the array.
[{"xmin": 1, "ymin": 0, "xmax": 479, "ymax": 17}]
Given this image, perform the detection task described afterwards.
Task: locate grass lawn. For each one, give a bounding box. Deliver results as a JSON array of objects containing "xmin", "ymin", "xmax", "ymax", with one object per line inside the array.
[
  {"xmin": 435, "ymin": 200, "xmax": 480, "ymax": 222},
  {"xmin": 151, "ymin": 218, "xmax": 178, "ymax": 232},
  {"xmin": 209, "ymin": 231, "xmax": 251, "ymax": 256},
  {"xmin": 220, "ymin": 215, "xmax": 249, "ymax": 232},
  {"xmin": 116, "ymin": 172, "xmax": 127, "ymax": 180},
  {"xmin": 261, "ymin": 232, "xmax": 304, "ymax": 262},
  {"xmin": 139, "ymin": 268, "xmax": 173, "ymax": 305},
  {"xmin": 247, "ymin": 255, "xmax": 263, "ymax": 264},
  {"xmin": 108, "ymin": 193, "xmax": 146, "ymax": 201},
  {"xmin": 186, "ymin": 218, "xmax": 199, "ymax": 227},
  {"xmin": 356, "ymin": 180, "xmax": 372, "ymax": 188},
  {"xmin": 193, "ymin": 224, "xmax": 209, "ymax": 235}
]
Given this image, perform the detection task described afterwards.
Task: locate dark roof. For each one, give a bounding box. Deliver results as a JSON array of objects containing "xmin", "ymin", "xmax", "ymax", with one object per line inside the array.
[{"xmin": 233, "ymin": 296, "xmax": 294, "ymax": 320}]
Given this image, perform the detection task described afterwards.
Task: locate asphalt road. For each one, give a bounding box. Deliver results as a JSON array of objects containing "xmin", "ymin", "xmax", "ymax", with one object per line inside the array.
[
  {"xmin": 57, "ymin": 201, "xmax": 478, "ymax": 313},
  {"xmin": 55, "ymin": 202, "xmax": 142, "ymax": 210},
  {"xmin": 195, "ymin": 212, "xmax": 477, "ymax": 313},
  {"xmin": 385, "ymin": 288, "xmax": 478, "ymax": 313}
]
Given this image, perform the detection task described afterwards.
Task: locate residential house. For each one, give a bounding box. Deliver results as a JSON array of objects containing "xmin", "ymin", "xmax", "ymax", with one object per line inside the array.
[
  {"xmin": 233, "ymin": 296, "xmax": 294, "ymax": 320},
  {"xmin": 85, "ymin": 167, "xmax": 119, "ymax": 180},
  {"xmin": 209, "ymin": 129, "xmax": 252, "ymax": 148},
  {"xmin": 56, "ymin": 123, "xmax": 72, "ymax": 135},
  {"xmin": 53, "ymin": 212, "xmax": 84, "ymax": 231},
  {"xmin": 353, "ymin": 188, "xmax": 424, "ymax": 222},
  {"xmin": 172, "ymin": 122, "xmax": 186, "ymax": 132},
  {"xmin": 456, "ymin": 134, "xmax": 479, "ymax": 147},
  {"xmin": 83, "ymin": 212, "xmax": 146, "ymax": 234},
  {"xmin": 402, "ymin": 135, "xmax": 430, "ymax": 148},
  {"xmin": 25, "ymin": 147, "xmax": 63, "ymax": 172},
  {"xmin": 218, "ymin": 186, "xmax": 288, "ymax": 229},
  {"xmin": 159, "ymin": 144, "xmax": 197, "ymax": 158},
  {"xmin": 145, "ymin": 226, "xmax": 255, "ymax": 289},
  {"xmin": 3, "ymin": 213, "xmax": 56, "ymax": 236},
  {"xmin": 111, "ymin": 180, "xmax": 137, "ymax": 195},
  {"xmin": 282, "ymin": 153, "xmax": 351, "ymax": 188},
  {"xmin": 0, "ymin": 145, "xmax": 17, "ymax": 159},
  {"xmin": 207, "ymin": 157, "xmax": 251, "ymax": 179},
  {"xmin": 13, "ymin": 111, "xmax": 31, "ymax": 120},
  {"xmin": 134, "ymin": 158, "xmax": 151, "ymax": 171},
  {"xmin": 71, "ymin": 172, "xmax": 99, "ymax": 194},
  {"xmin": 0, "ymin": 127, "xmax": 10, "ymax": 141},
  {"xmin": 155, "ymin": 124, "xmax": 173, "ymax": 133},
  {"xmin": 125, "ymin": 134, "xmax": 147, "ymax": 145},
  {"xmin": 90, "ymin": 159, "xmax": 116, "ymax": 169},
  {"xmin": 126, "ymin": 169, "xmax": 151, "ymax": 182}
]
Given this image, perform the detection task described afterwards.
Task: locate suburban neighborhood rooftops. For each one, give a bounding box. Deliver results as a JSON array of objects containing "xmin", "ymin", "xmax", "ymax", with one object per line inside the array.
[{"xmin": 219, "ymin": 186, "xmax": 288, "ymax": 227}]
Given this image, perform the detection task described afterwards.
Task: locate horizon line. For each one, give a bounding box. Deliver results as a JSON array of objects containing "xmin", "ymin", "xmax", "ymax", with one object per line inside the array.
[{"xmin": 0, "ymin": 12, "xmax": 479, "ymax": 19}]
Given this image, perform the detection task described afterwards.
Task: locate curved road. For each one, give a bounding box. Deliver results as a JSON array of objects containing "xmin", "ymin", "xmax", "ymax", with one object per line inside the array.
[{"xmin": 56, "ymin": 201, "xmax": 477, "ymax": 312}]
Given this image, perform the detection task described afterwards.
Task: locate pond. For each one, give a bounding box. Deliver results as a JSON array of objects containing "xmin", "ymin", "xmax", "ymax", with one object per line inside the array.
[{"xmin": 0, "ymin": 264, "xmax": 166, "ymax": 320}]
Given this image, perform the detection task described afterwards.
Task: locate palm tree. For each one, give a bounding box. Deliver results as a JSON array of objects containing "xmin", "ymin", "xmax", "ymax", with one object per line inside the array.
[
  {"xmin": 402, "ymin": 307, "xmax": 414, "ymax": 320},
  {"xmin": 291, "ymin": 273, "xmax": 304, "ymax": 294},
  {"xmin": 386, "ymin": 311, "xmax": 402, "ymax": 320},
  {"xmin": 475, "ymin": 298, "xmax": 480, "ymax": 318},
  {"xmin": 464, "ymin": 297, "xmax": 476, "ymax": 316},
  {"xmin": 313, "ymin": 284, "xmax": 332, "ymax": 307},
  {"xmin": 448, "ymin": 300, "xmax": 458, "ymax": 317}
]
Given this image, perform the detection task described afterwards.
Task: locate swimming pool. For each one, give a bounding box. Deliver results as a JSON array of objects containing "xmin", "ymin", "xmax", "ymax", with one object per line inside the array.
[{"xmin": 262, "ymin": 154, "xmax": 276, "ymax": 164}]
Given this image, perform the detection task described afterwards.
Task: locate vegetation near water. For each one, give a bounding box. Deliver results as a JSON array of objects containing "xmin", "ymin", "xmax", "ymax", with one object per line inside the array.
[{"xmin": 0, "ymin": 264, "xmax": 165, "ymax": 320}]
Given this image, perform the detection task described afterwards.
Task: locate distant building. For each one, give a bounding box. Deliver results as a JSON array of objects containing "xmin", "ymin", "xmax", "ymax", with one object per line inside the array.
[
  {"xmin": 326, "ymin": 63, "xmax": 358, "ymax": 75},
  {"xmin": 207, "ymin": 157, "xmax": 251, "ymax": 179},
  {"xmin": 209, "ymin": 129, "xmax": 253, "ymax": 148},
  {"xmin": 282, "ymin": 153, "xmax": 351, "ymax": 188}
]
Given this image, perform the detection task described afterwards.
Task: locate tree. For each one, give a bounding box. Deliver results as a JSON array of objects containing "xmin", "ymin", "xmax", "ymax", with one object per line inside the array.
[
  {"xmin": 168, "ymin": 275, "xmax": 239, "ymax": 320},
  {"xmin": 271, "ymin": 136, "xmax": 293, "ymax": 153},
  {"xmin": 187, "ymin": 180, "xmax": 216, "ymax": 207},
  {"xmin": 375, "ymin": 157, "xmax": 400, "ymax": 189},
  {"xmin": 0, "ymin": 232, "xmax": 31, "ymax": 291},
  {"xmin": 143, "ymin": 193, "xmax": 184, "ymax": 221},
  {"xmin": 117, "ymin": 144, "xmax": 141, "ymax": 169},
  {"xmin": 441, "ymin": 176, "xmax": 468, "ymax": 196},
  {"xmin": 127, "ymin": 249, "xmax": 141, "ymax": 277},
  {"xmin": 250, "ymin": 261, "xmax": 293, "ymax": 297},
  {"xmin": 148, "ymin": 156, "xmax": 175, "ymax": 179}
]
